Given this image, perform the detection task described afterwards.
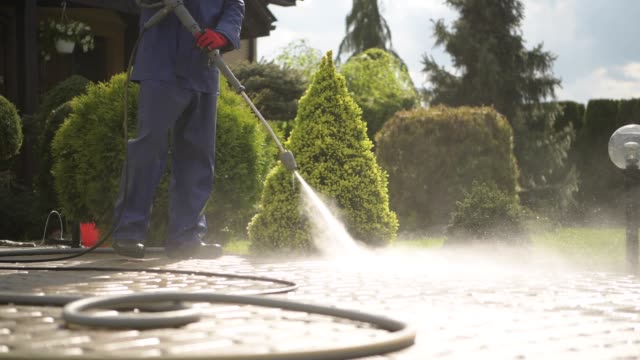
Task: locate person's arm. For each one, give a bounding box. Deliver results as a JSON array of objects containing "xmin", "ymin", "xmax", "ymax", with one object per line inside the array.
[
  {"xmin": 215, "ymin": 0, "xmax": 245, "ymax": 51},
  {"xmin": 195, "ymin": 0, "xmax": 245, "ymax": 52}
]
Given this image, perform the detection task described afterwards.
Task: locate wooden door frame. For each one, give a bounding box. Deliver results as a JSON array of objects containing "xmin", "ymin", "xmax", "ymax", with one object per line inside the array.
[{"xmin": 0, "ymin": 6, "xmax": 18, "ymax": 107}]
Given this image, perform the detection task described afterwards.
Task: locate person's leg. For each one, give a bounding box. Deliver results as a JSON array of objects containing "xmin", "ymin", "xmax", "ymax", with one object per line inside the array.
[
  {"xmin": 113, "ymin": 81, "xmax": 191, "ymax": 255},
  {"xmin": 166, "ymin": 89, "xmax": 219, "ymax": 257}
]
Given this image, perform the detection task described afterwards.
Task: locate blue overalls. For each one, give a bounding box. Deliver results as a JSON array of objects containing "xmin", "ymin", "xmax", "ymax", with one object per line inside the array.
[{"xmin": 113, "ymin": 0, "xmax": 244, "ymax": 251}]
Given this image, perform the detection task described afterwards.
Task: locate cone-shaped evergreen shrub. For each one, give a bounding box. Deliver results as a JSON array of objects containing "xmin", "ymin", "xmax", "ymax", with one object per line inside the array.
[
  {"xmin": 0, "ymin": 95, "xmax": 22, "ymax": 160},
  {"xmin": 52, "ymin": 74, "xmax": 271, "ymax": 243},
  {"xmin": 248, "ymin": 51, "xmax": 398, "ymax": 253}
]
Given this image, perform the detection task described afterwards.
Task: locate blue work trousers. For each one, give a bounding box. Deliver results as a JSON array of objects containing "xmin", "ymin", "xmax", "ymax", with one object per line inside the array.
[{"xmin": 113, "ymin": 80, "xmax": 217, "ymax": 249}]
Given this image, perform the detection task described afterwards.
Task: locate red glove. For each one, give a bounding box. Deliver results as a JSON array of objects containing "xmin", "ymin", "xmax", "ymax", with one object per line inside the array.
[{"xmin": 195, "ymin": 29, "xmax": 228, "ymax": 51}]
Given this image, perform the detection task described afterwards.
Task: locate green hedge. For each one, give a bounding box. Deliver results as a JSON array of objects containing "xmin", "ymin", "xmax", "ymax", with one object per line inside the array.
[
  {"xmin": 248, "ymin": 51, "xmax": 398, "ymax": 254},
  {"xmin": 555, "ymin": 101, "xmax": 585, "ymax": 133},
  {"xmin": 376, "ymin": 105, "xmax": 519, "ymax": 231},
  {"xmin": 616, "ymin": 98, "xmax": 640, "ymax": 128},
  {"xmin": 571, "ymin": 98, "xmax": 640, "ymax": 218},
  {"xmin": 575, "ymin": 99, "xmax": 624, "ymax": 212},
  {"xmin": 52, "ymin": 73, "xmax": 272, "ymax": 244}
]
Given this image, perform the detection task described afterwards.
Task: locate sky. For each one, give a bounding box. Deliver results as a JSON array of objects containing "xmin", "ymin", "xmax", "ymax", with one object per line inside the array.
[{"xmin": 256, "ymin": 0, "xmax": 640, "ymax": 104}]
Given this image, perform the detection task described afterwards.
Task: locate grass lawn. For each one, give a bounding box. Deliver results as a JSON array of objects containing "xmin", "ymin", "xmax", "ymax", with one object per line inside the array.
[
  {"xmin": 224, "ymin": 227, "xmax": 631, "ymax": 272},
  {"xmin": 530, "ymin": 227, "xmax": 627, "ymax": 272},
  {"xmin": 222, "ymin": 239, "xmax": 251, "ymax": 255}
]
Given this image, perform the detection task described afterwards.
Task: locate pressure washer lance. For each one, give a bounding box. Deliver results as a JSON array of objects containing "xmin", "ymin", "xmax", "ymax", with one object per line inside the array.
[{"xmin": 137, "ymin": 0, "xmax": 298, "ymax": 172}]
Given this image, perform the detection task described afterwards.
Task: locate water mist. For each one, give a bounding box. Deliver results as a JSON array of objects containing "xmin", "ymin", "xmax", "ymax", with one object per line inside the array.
[{"xmin": 294, "ymin": 171, "xmax": 363, "ymax": 257}]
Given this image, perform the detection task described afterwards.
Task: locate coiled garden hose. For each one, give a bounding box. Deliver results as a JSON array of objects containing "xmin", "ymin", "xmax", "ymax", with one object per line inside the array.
[{"xmin": 0, "ymin": 288, "xmax": 415, "ymax": 360}]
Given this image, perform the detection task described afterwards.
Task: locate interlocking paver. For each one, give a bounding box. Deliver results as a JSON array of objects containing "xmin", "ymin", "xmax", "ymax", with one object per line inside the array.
[{"xmin": 0, "ymin": 249, "xmax": 638, "ymax": 358}]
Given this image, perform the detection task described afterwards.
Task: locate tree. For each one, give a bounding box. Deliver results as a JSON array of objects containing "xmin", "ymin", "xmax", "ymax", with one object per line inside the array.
[
  {"xmin": 248, "ymin": 51, "xmax": 398, "ymax": 253},
  {"xmin": 422, "ymin": 0, "xmax": 576, "ymax": 215},
  {"xmin": 340, "ymin": 48, "xmax": 418, "ymax": 141},
  {"xmin": 337, "ymin": 0, "xmax": 394, "ymax": 63},
  {"xmin": 423, "ymin": 0, "xmax": 558, "ymax": 121},
  {"xmin": 230, "ymin": 60, "xmax": 306, "ymax": 122},
  {"xmin": 274, "ymin": 39, "xmax": 323, "ymax": 84}
]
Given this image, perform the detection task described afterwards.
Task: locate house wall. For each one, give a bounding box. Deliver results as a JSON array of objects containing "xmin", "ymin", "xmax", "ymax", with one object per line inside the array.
[
  {"xmin": 225, "ymin": 38, "xmax": 256, "ymax": 64},
  {"xmin": 39, "ymin": 7, "xmax": 126, "ymax": 93}
]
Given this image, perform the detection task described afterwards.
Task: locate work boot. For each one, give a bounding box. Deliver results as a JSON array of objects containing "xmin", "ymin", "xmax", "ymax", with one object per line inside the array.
[
  {"xmin": 113, "ymin": 240, "xmax": 145, "ymax": 259},
  {"xmin": 165, "ymin": 242, "xmax": 223, "ymax": 260}
]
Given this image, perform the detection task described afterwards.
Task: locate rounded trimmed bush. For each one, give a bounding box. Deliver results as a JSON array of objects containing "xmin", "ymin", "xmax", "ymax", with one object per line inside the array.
[
  {"xmin": 248, "ymin": 51, "xmax": 398, "ymax": 254},
  {"xmin": 376, "ymin": 105, "xmax": 519, "ymax": 231},
  {"xmin": 52, "ymin": 73, "xmax": 138, "ymax": 226},
  {"xmin": 0, "ymin": 95, "xmax": 22, "ymax": 160}
]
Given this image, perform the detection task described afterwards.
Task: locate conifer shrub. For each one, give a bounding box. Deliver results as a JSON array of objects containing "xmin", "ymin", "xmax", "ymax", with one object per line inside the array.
[
  {"xmin": 52, "ymin": 74, "xmax": 271, "ymax": 243},
  {"xmin": 36, "ymin": 76, "xmax": 92, "ymax": 147},
  {"xmin": 248, "ymin": 51, "xmax": 398, "ymax": 254},
  {"xmin": 446, "ymin": 181, "xmax": 528, "ymax": 245},
  {"xmin": 51, "ymin": 73, "xmax": 138, "ymax": 227},
  {"xmin": 376, "ymin": 105, "xmax": 518, "ymax": 231},
  {"xmin": 230, "ymin": 60, "xmax": 306, "ymax": 122},
  {"xmin": 0, "ymin": 95, "xmax": 22, "ymax": 160},
  {"xmin": 340, "ymin": 48, "xmax": 419, "ymax": 142},
  {"xmin": 35, "ymin": 75, "xmax": 92, "ymax": 213}
]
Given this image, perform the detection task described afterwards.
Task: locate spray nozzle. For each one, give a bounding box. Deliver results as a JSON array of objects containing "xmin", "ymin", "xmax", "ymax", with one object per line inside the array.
[{"xmin": 280, "ymin": 151, "xmax": 298, "ymax": 172}]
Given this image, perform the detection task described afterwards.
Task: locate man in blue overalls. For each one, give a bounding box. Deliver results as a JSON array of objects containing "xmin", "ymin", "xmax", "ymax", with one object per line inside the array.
[{"xmin": 112, "ymin": 0, "xmax": 245, "ymax": 259}]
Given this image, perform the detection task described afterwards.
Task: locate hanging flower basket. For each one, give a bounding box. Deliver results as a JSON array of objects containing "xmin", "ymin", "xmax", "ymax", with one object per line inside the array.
[
  {"xmin": 55, "ymin": 38, "xmax": 76, "ymax": 54},
  {"xmin": 39, "ymin": 18, "xmax": 95, "ymax": 61}
]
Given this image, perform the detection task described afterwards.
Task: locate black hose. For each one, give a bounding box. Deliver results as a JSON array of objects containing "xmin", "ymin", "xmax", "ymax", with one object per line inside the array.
[{"xmin": 0, "ymin": 290, "xmax": 416, "ymax": 360}]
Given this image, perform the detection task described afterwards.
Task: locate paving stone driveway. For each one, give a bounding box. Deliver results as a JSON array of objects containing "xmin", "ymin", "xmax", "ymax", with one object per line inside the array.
[{"xmin": 0, "ymin": 247, "xmax": 639, "ymax": 359}]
